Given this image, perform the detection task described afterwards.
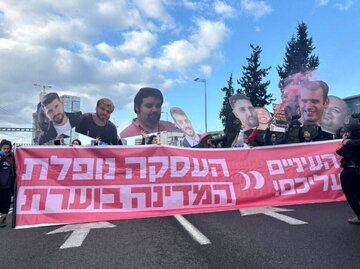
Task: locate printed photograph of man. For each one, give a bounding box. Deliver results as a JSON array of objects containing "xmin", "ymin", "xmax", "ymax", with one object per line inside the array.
[
  {"xmin": 33, "ymin": 102, "xmax": 50, "ymax": 144},
  {"xmin": 120, "ymin": 87, "xmax": 175, "ymax": 138},
  {"xmin": 170, "ymin": 107, "xmax": 199, "ymax": 147},
  {"xmin": 38, "ymin": 92, "xmax": 81, "ymax": 145},
  {"xmin": 255, "ymin": 107, "xmax": 272, "ymax": 130},
  {"xmin": 75, "ymin": 98, "xmax": 120, "ymax": 145},
  {"xmin": 321, "ymin": 95, "xmax": 350, "ymax": 135},
  {"xmin": 299, "ymin": 80, "xmax": 329, "ymax": 125},
  {"xmin": 281, "ymin": 72, "xmax": 310, "ymax": 123},
  {"xmin": 229, "ymin": 93, "xmax": 258, "ymax": 131}
]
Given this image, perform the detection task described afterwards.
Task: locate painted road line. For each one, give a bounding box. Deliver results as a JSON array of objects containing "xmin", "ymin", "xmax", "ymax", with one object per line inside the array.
[
  {"xmin": 240, "ymin": 206, "xmax": 308, "ymax": 225},
  {"xmin": 47, "ymin": 221, "xmax": 116, "ymax": 249},
  {"xmin": 174, "ymin": 215, "xmax": 211, "ymax": 245}
]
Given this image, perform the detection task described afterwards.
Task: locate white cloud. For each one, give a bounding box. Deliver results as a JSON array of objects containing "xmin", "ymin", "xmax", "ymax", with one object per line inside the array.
[
  {"xmin": 145, "ymin": 19, "xmax": 229, "ymax": 72},
  {"xmin": 0, "ymin": 1, "xmax": 232, "ymax": 143},
  {"xmin": 316, "ymin": 0, "xmax": 330, "ymax": 6},
  {"xmin": 181, "ymin": 0, "xmax": 199, "ymax": 10},
  {"xmin": 119, "ymin": 31, "xmax": 157, "ymax": 56},
  {"xmin": 133, "ymin": 0, "xmax": 176, "ymax": 30},
  {"xmin": 335, "ymin": 0, "xmax": 354, "ymax": 10},
  {"xmin": 214, "ymin": 1, "xmax": 236, "ymax": 18},
  {"xmin": 192, "ymin": 19, "xmax": 230, "ymax": 49},
  {"xmin": 240, "ymin": 0, "xmax": 272, "ymax": 19}
]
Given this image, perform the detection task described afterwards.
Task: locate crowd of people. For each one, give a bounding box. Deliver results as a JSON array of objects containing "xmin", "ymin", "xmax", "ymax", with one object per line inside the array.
[{"xmin": 2, "ymin": 78, "xmax": 360, "ymax": 226}]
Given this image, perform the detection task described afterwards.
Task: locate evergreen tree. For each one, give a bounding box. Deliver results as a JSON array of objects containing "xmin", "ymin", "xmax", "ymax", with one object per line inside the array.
[
  {"xmin": 237, "ymin": 44, "xmax": 273, "ymax": 107},
  {"xmin": 219, "ymin": 74, "xmax": 240, "ymax": 146},
  {"xmin": 277, "ymin": 21, "xmax": 320, "ymax": 93}
]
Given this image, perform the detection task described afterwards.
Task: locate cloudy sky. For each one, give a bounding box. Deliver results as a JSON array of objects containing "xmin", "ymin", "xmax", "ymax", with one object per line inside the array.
[{"xmin": 0, "ymin": 0, "xmax": 359, "ymax": 143}]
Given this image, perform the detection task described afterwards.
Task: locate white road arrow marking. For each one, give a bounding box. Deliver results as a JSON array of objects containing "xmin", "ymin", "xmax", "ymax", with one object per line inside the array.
[
  {"xmin": 47, "ymin": 221, "xmax": 116, "ymax": 249},
  {"xmin": 240, "ymin": 206, "xmax": 308, "ymax": 225}
]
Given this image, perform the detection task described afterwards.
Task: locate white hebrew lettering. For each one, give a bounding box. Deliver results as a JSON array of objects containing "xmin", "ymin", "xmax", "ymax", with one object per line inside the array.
[
  {"xmin": 22, "ymin": 158, "xmax": 49, "ymax": 180},
  {"xmin": 148, "ymin": 157, "xmax": 168, "ymax": 183},
  {"xmin": 267, "ymin": 160, "xmax": 285, "ymax": 175},
  {"xmin": 125, "ymin": 157, "xmax": 146, "ymax": 179},
  {"xmin": 330, "ymin": 173, "xmax": 342, "ymax": 190},
  {"xmin": 313, "ymin": 174, "xmax": 329, "ymax": 191},
  {"xmin": 50, "ymin": 156, "xmax": 71, "ymax": 180},
  {"xmin": 191, "ymin": 158, "xmax": 209, "ymax": 177},
  {"xmin": 72, "ymin": 158, "xmax": 94, "ymax": 180},
  {"xmin": 308, "ymin": 156, "xmax": 323, "ymax": 171},
  {"xmin": 170, "ymin": 157, "xmax": 190, "ymax": 177},
  {"xmin": 95, "ymin": 158, "xmax": 103, "ymax": 180},
  {"xmin": 321, "ymin": 154, "xmax": 340, "ymax": 169},
  {"xmin": 208, "ymin": 159, "xmax": 229, "ymax": 177},
  {"xmin": 279, "ymin": 179, "xmax": 296, "ymax": 195},
  {"xmin": 103, "ymin": 158, "xmax": 115, "ymax": 180},
  {"xmin": 294, "ymin": 177, "xmax": 310, "ymax": 193},
  {"xmin": 292, "ymin": 158, "xmax": 305, "ymax": 172}
]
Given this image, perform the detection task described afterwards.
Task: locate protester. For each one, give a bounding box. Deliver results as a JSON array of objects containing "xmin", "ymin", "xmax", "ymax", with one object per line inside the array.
[
  {"xmin": 246, "ymin": 127, "xmax": 264, "ymax": 147},
  {"xmin": 120, "ymin": 87, "xmax": 175, "ymax": 138},
  {"xmin": 0, "ymin": 139, "xmax": 16, "ymax": 228},
  {"xmin": 54, "ymin": 134, "xmax": 66, "ymax": 145},
  {"xmin": 232, "ymin": 129, "xmax": 250, "ymax": 148},
  {"xmin": 213, "ymin": 135, "xmax": 227, "ymax": 148},
  {"xmin": 170, "ymin": 107, "xmax": 200, "ymax": 147},
  {"xmin": 71, "ymin": 139, "xmax": 82, "ymax": 146},
  {"xmin": 336, "ymin": 123, "xmax": 360, "ymax": 224},
  {"xmin": 39, "ymin": 92, "xmax": 82, "ymax": 145},
  {"xmin": 197, "ymin": 133, "xmax": 215, "ymax": 148},
  {"xmin": 147, "ymin": 135, "xmax": 159, "ymax": 145},
  {"xmin": 321, "ymin": 95, "xmax": 350, "ymax": 135},
  {"xmin": 264, "ymin": 124, "xmax": 287, "ymax": 146},
  {"xmin": 286, "ymin": 115, "xmax": 302, "ymax": 144},
  {"xmin": 301, "ymin": 131, "xmax": 312, "ymax": 142},
  {"xmin": 76, "ymin": 98, "xmax": 121, "ymax": 145}
]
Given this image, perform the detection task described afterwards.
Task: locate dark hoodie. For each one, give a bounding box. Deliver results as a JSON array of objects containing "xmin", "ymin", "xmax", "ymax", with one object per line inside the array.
[{"xmin": 336, "ymin": 123, "xmax": 360, "ymax": 168}]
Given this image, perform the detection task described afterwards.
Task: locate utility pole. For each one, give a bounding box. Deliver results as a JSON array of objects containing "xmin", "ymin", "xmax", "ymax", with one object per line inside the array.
[{"xmin": 34, "ymin": 83, "xmax": 52, "ymax": 95}]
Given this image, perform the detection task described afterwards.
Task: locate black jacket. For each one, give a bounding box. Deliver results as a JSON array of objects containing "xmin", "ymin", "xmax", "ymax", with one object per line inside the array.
[
  {"xmin": 336, "ymin": 139, "xmax": 360, "ymax": 168},
  {"xmin": 38, "ymin": 112, "xmax": 82, "ymax": 145}
]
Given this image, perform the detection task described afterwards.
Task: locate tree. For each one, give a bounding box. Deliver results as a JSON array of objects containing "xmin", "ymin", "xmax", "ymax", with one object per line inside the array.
[
  {"xmin": 237, "ymin": 44, "xmax": 273, "ymax": 107},
  {"xmin": 277, "ymin": 21, "xmax": 320, "ymax": 92},
  {"xmin": 219, "ymin": 73, "xmax": 240, "ymax": 146}
]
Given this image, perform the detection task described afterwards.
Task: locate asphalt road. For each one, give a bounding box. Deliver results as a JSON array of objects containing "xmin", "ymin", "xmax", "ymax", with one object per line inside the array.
[{"xmin": 1, "ymin": 201, "xmax": 360, "ymax": 269}]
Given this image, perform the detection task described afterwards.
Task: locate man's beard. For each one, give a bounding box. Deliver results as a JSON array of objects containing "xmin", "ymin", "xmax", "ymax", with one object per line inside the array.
[
  {"xmin": 96, "ymin": 112, "xmax": 108, "ymax": 122},
  {"xmin": 147, "ymin": 113, "xmax": 161, "ymax": 125},
  {"xmin": 53, "ymin": 113, "xmax": 64, "ymax": 124}
]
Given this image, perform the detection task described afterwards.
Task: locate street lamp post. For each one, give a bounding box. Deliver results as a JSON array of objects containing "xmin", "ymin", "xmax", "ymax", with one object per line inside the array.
[
  {"xmin": 33, "ymin": 83, "xmax": 52, "ymax": 93},
  {"xmin": 194, "ymin": 77, "xmax": 207, "ymax": 132}
]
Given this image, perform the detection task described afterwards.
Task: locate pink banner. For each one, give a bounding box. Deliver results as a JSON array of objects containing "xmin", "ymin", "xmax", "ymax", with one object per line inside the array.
[{"xmin": 15, "ymin": 141, "xmax": 344, "ymax": 228}]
